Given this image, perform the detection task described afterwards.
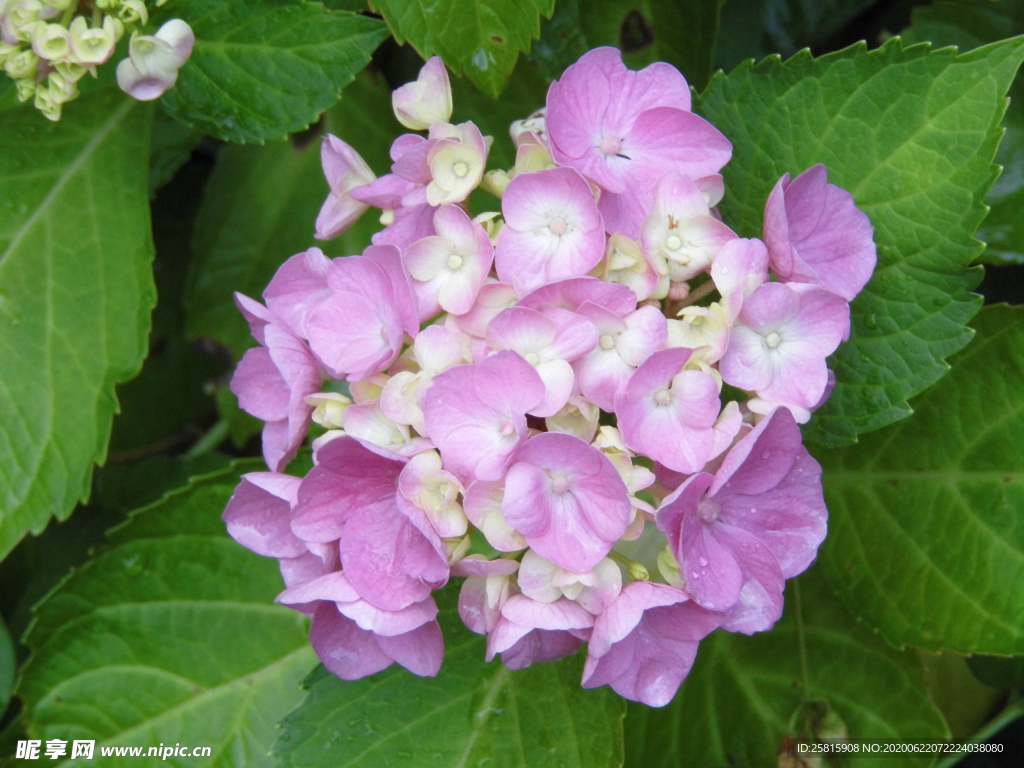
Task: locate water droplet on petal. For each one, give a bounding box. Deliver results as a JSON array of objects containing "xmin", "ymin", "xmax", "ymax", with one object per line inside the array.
[{"xmin": 699, "ymin": 557, "xmax": 708, "ymax": 567}]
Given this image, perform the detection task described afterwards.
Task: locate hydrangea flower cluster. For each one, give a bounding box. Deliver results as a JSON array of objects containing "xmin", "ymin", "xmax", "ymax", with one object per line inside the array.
[
  {"xmin": 0, "ymin": 0, "xmax": 192, "ymax": 120},
  {"xmin": 223, "ymin": 48, "xmax": 877, "ymax": 707}
]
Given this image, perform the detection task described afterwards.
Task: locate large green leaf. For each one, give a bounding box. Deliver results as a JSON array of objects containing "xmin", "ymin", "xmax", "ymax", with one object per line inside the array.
[
  {"xmin": 902, "ymin": 0, "xmax": 1024, "ymax": 267},
  {"xmin": 624, "ymin": 567, "xmax": 949, "ymax": 768},
  {"xmin": 696, "ymin": 37, "xmax": 1024, "ymax": 446},
  {"xmin": 814, "ymin": 304, "xmax": 1024, "ymax": 655},
  {"xmin": 0, "ymin": 93, "xmax": 156, "ymax": 561},
  {"xmin": 531, "ymin": 0, "xmax": 724, "ymax": 91},
  {"xmin": 156, "ymin": 0, "xmax": 389, "ymax": 143},
  {"xmin": 184, "ymin": 72, "xmax": 395, "ymax": 361},
  {"xmin": 273, "ymin": 587, "xmax": 626, "ymax": 768},
  {"xmin": 368, "ymin": 0, "xmax": 554, "ymax": 98},
  {"xmin": 18, "ymin": 463, "xmax": 316, "ymax": 767}
]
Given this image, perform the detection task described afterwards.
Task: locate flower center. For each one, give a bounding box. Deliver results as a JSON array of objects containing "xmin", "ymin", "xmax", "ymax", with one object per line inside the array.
[
  {"xmin": 698, "ymin": 499, "xmax": 721, "ymax": 523},
  {"xmin": 599, "ymin": 134, "xmax": 622, "ymax": 155},
  {"xmin": 453, "ymin": 162, "xmax": 469, "ymax": 178},
  {"xmin": 599, "ymin": 334, "xmax": 616, "ymax": 351},
  {"xmin": 665, "ymin": 235, "xmax": 682, "ymax": 251},
  {"xmin": 548, "ymin": 216, "xmax": 567, "ymax": 236},
  {"xmin": 447, "ymin": 254, "xmax": 464, "ymax": 271},
  {"xmin": 765, "ymin": 332, "xmax": 782, "ymax": 349},
  {"xmin": 551, "ymin": 474, "xmax": 572, "ymax": 494},
  {"xmin": 524, "ymin": 351, "xmax": 541, "ymax": 366},
  {"xmin": 499, "ymin": 418, "xmax": 515, "ymax": 437},
  {"xmin": 654, "ymin": 388, "xmax": 672, "ymax": 406}
]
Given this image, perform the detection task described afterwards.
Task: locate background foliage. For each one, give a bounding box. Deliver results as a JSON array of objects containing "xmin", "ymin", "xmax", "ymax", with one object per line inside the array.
[{"xmin": 1, "ymin": 1, "xmax": 1022, "ymax": 766}]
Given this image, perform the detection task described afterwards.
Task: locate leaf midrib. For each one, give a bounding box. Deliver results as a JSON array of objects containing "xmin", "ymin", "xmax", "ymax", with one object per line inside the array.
[
  {"xmin": 47, "ymin": 645, "xmax": 316, "ymax": 765},
  {"xmin": 0, "ymin": 99, "xmax": 136, "ymax": 272}
]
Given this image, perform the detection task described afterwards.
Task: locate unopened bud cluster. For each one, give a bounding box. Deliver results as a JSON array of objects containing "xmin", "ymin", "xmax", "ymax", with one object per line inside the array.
[
  {"xmin": 223, "ymin": 50, "xmax": 878, "ymax": 707},
  {"xmin": 0, "ymin": 0, "xmax": 193, "ymax": 120}
]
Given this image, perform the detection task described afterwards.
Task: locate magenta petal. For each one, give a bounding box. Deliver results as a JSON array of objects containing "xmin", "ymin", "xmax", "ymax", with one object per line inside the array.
[
  {"xmin": 501, "ymin": 629, "xmax": 583, "ymax": 670},
  {"xmin": 376, "ymin": 620, "xmax": 444, "ymax": 676},
  {"xmin": 501, "ymin": 433, "xmax": 631, "ymax": 572},
  {"xmin": 517, "ymin": 276, "xmax": 637, "ymax": 317},
  {"xmin": 262, "ymin": 248, "xmax": 332, "ymax": 338},
  {"xmin": 292, "ymin": 436, "xmax": 406, "ymax": 543},
  {"xmin": 712, "ymin": 523, "xmax": 785, "ymax": 634},
  {"xmin": 309, "ymin": 603, "xmax": 394, "ymax": 680},
  {"xmin": 764, "ymin": 164, "xmax": 876, "ymax": 301},
  {"xmin": 222, "ymin": 475, "xmax": 306, "ymax": 558}
]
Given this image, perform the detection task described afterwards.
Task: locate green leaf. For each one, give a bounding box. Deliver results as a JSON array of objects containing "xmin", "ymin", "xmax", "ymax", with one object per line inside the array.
[
  {"xmin": 695, "ymin": 37, "xmax": 1024, "ymax": 446},
  {"xmin": 273, "ymin": 587, "xmax": 626, "ymax": 768},
  {"xmin": 532, "ymin": 0, "xmax": 724, "ymax": 91},
  {"xmin": 184, "ymin": 72, "xmax": 394, "ymax": 361},
  {"xmin": 715, "ymin": 0, "xmax": 879, "ymax": 73},
  {"xmin": 902, "ymin": 0, "xmax": 1024, "ymax": 267},
  {"xmin": 814, "ymin": 304, "xmax": 1024, "ymax": 654},
  {"xmin": 624, "ymin": 567, "xmax": 949, "ymax": 768},
  {"xmin": 0, "ymin": 93, "xmax": 156, "ymax": 561},
  {"xmin": 368, "ymin": 0, "xmax": 554, "ymax": 98},
  {"xmin": 18, "ymin": 463, "xmax": 317, "ymax": 766},
  {"xmin": 156, "ymin": 0, "xmax": 389, "ymax": 143}
]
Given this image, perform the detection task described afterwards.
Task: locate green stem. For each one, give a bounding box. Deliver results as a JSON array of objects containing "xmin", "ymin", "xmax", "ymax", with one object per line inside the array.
[
  {"xmin": 184, "ymin": 419, "xmax": 229, "ymax": 459},
  {"xmin": 675, "ymin": 279, "xmax": 717, "ymax": 310}
]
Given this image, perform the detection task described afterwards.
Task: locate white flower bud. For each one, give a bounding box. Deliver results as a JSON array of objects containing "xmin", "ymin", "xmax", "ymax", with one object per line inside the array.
[
  {"xmin": 116, "ymin": 18, "xmax": 194, "ymax": 101},
  {"xmin": 46, "ymin": 69, "xmax": 76, "ymax": 103},
  {"xmin": 31, "ymin": 20, "xmax": 69, "ymax": 60},
  {"xmin": 33, "ymin": 80, "xmax": 61, "ymax": 120},
  {"xmin": 4, "ymin": 46, "xmax": 36, "ymax": 78},
  {"xmin": 392, "ymin": 56, "xmax": 452, "ymax": 131},
  {"xmin": 15, "ymin": 76, "xmax": 36, "ymax": 102},
  {"xmin": 118, "ymin": 0, "xmax": 148, "ymax": 25},
  {"xmin": 68, "ymin": 15, "xmax": 117, "ymax": 66}
]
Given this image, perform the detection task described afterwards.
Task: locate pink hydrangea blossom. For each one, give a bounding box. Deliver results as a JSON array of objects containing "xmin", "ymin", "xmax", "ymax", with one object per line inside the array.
[
  {"xmin": 486, "ymin": 593, "xmax": 593, "ymax": 670},
  {"xmin": 656, "ymin": 408, "xmax": 827, "ymax": 632},
  {"xmin": 261, "ymin": 247, "xmax": 332, "ymax": 339},
  {"xmin": 222, "ymin": 472, "xmax": 305, "ymax": 559},
  {"xmin": 719, "ymin": 282, "xmax": 850, "ymax": 412},
  {"xmin": 422, "ymin": 350, "xmax": 545, "ymax": 484},
  {"xmin": 315, "ymin": 135, "xmax": 375, "ymax": 240},
  {"xmin": 405, "ymin": 204, "xmax": 493, "ymax": 317},
  {"xmin": 308, "ymin": 601, "xmax": 443, "ymax": 679},
  {"xmin": 615, "ymin": 347, "xmax": 721, "ymax": 474},
  {"xmin": 380, "ymin": 324, "xmax": 464, "ymax": 433},
  {"xmin": 291, "ymin": 436, "xmax": 448, "ymax": 611},
  {"xmin": 305, "ymin": 245, "xmax": 418, "ymax": 381},
  {"xmin": 763, "ymin": 164, "xmax": 876, "ymax": 301},
  {"xmin": 463, "ymin": 478, "xmax": 527, "ymax": 552},
  {"xmin": 517, "ymin": 549, "xmax": 621, "ymax": 614},
  {"xmin": 516, "ymin": 276, "xmax": 637, "ymax": 318},
  {"xmin": 582, "ymin": 581, "xmax": 721, "ymax": 706},
  {"xmin": 222, "ymin": 46, "xmax": 876, "ymax": 697},
  {"xmin": 495, "ymin": 166, "xmax": 606, "ymax": 292},
  {"xmin": 230, "ymin": 295, "xmax": 321, "ymax": 472},
  {"xmin": 641, "ymin": 172, "xmax": 736, "ymax": 282},
  {"xmin": 574, "ymin": 302, "xmax": 667, "ymax": 411},
  {"xmin": 501, "ymin": 432, "xmax": 631, "ymax": 572},
  {"xmin": 546, "ymin": 47, "xmax": 732, "ymax": 237},
  {"xmin": 485, "ymin": 305, "xmax": 598, "ymax": 417}
]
